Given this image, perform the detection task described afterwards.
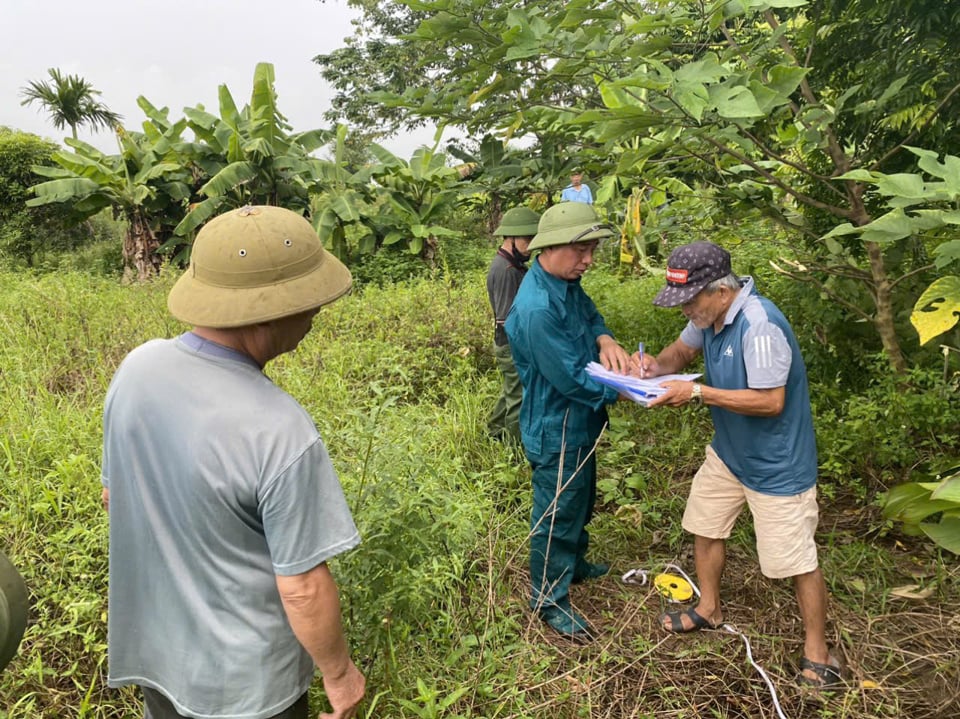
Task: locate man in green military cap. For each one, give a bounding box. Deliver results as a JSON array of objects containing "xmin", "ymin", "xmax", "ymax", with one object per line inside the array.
[
  {"xmin": 0, "ymin": 550, "xmax": 28, "ymax": 673},
  {"xmin": 486, "ymin": 206, "xmax": 540, "ymax": 443},
  {"xmin": 505, "ymin": 202, "xmax": 632, "ymax": 641},
  {"xmin": 102, "ymin": 206, "xmax": 365, "ymax": 719}
]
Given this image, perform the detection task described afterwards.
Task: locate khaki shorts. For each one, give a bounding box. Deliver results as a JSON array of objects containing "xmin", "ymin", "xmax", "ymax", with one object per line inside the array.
[{"xmin": 681, "ymin": 445, "xmax": 820, "ymax": 579}]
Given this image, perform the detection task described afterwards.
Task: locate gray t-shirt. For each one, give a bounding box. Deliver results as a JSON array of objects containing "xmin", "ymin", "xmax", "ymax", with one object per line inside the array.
[{"xmin": 102, "ymin": 336, "xmax": 360, "ymax": 719}]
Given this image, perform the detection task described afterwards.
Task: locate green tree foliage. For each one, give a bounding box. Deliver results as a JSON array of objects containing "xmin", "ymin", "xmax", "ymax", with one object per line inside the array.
[
  {"xmin": 0, "ymin": 128, "xmax": 90, "ymax": 267},
  {"xmin": 820, "ymin": 147, "xmax": 960, "ymax": 347},
  {"xmin": 19, "ymin": 68, "xmax": 122, "ymax": 141},
  {"xmin": 314, "ymin": 1, "xmax": 430, "ymax": 138},
  {"xmin": 324, "ymin": 0, "xmax": 960, "ymax": 372}
]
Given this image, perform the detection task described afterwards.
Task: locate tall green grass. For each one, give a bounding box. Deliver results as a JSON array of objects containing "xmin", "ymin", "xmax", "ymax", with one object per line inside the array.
[{"xmin": 1, "ymin": 267, "xmax": 957, "ymax": 718}]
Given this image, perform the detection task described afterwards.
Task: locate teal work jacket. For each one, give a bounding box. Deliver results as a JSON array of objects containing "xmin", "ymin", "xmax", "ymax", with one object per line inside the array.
[{"xmin": 505, "ymin": 258, "xmax": 620, "ymax": 455}]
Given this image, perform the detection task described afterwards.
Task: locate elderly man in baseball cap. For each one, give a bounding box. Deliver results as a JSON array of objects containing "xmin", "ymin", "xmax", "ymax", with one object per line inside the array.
[
  {"xmin": 505, "ymin": 203, "xmax": 632, "ymax": 642},
  {"xmin": 637, "ymin": 241, "xmax": 840, "ymax": 689},
  {"xmin": 102, "ymin": 206, "xmax": 366, "ymax": 718}
]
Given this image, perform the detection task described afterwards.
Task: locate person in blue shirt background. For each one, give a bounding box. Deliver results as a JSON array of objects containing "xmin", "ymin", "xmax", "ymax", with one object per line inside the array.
[
  {"xmin": 636, "ymin": 241, "xmax": 840, "ymax": 689},
  {"xmin": 505, "ymin": 202, "xmax": 631, "ymax": 642},
  {"xmin": 560, "ymin": 170, "xmax": 593, "ymax": 204}
]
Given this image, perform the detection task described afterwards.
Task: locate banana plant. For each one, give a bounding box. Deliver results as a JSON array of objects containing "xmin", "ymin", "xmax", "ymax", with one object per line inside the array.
[
  {"xmin": 884, "ymin": 463, "xmax": 960, "ymax": 555},
  {"xmin": 27, "ymin": 118, "xmax": 192, "ymax": 279},
  {"xmin": 174, "ymin": 63, "xmax": 332, "ymax": 237},
  {"xmin": 366, "ymin": 144, "xmax": 464, "ymax": 261},
  {"xmin": 312, "ymin": 124, "xmax": 379, "ymax": 260}
]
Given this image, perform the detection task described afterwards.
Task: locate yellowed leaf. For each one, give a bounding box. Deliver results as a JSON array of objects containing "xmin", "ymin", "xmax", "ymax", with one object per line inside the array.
[{"xmin": 889, "ymin": 583, "xmax": 935, "ymax": 600}]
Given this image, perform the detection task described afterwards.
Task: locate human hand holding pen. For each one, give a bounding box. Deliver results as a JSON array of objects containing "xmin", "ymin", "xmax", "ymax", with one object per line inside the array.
[{"xmin": 630, "ymin": 343, "xmax": 660, "ymax": 378}]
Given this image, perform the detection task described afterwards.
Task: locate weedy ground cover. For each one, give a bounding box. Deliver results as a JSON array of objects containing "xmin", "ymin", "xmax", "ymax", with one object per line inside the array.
[{"xmin": 0, "ymin": 267, "xmax": 957, "ymax": 718}]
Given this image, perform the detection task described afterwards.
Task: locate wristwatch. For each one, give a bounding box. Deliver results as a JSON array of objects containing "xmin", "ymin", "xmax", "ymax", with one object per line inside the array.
[{"xmin": 690, "ymin": 383, "xmax": 703, "ymax": 405}]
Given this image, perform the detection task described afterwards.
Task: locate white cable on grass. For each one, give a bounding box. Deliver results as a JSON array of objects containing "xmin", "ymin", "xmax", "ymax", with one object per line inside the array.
[
  {"xmin": 624, "ymin": 562, "xmax": 789, "ymax": 719},
  {"xmin": 719, "ymin": 623, "xmax": 789, "ymax": 719}
]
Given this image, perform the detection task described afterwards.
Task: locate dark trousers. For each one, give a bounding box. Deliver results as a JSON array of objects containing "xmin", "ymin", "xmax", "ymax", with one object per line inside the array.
[
  {"xmin": 526, "ymin": 445, "xmax": 597, "ymax": 613},
  {"xmin": 142, "ymin": 687, "xmax": 309, "ymax": 719},
  {"xmin": 488, "ymin": 343, "xmax": 523, "ymax": 442}
]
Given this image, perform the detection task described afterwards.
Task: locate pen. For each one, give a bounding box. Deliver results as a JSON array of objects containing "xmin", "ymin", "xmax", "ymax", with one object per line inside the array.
[{"xmin": 638, "ymin": 342, "xmax": 645, "ymax": 378}]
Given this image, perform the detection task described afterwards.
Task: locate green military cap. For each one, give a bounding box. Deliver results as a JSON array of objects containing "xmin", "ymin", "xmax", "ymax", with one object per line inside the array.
[
  {"xmin": 493, "ymin": 207, "xmax": 541, "ymax": 237},
  {"xmin": 528, "ymin": 202, "xmax": 614, "ymax": 252}
]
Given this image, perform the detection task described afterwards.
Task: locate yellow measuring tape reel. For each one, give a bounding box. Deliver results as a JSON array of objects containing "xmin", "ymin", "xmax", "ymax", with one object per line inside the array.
[{"xmin": 654, "ymin": 573, "xmax": 695, "ymax": 603}]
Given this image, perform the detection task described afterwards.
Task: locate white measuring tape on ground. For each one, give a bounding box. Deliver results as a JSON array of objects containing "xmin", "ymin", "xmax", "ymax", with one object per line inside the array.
[{"xmin": 622, "ymin": 563, "xmax": 789, "ymax": 719}]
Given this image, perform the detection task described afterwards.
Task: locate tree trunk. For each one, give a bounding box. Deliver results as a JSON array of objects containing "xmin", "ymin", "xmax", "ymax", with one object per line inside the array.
[
  {"xmin": 865, "ymin": 240, "xmax": 908, "ymax": 373},
  {"xmin": 487, "ymin": 193, "xmax": 503, "ymax": 235},
  {"xmin": 848, "ymin": 183, "xmax": 908, "ymax": 374},
  {"xmin": 122, "ymin": 213, "xmax": 161, "ymax": 281}
]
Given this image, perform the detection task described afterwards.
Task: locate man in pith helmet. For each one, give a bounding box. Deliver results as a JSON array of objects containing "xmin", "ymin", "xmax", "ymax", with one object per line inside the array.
[
  {"xmin": 102, "ymin": 206, "xmax": 366, "ymax": 718},
  {"xmin": 505, "ymin": 202, "xmax": 632, "ymax": 642},
  {"xmin": 486, "ymin": 206, "xmax": 540, "ymax": 443}
]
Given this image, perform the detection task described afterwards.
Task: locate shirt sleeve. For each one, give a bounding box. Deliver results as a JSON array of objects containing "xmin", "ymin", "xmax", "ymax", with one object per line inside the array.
[
  {"xmin": 581, "ymin": 291, "xmax": 613, "ymax": 344},
  {"xmin": 679, "ymin": 321, "xmax": 703, "ymax": 350},
  {"xmin": 487, "ymin": 264, "xmax": 521, "ymax": 325},
  {"xmin": 260, "ymin": 439, "xmax": 360, "ymax": 576},
  {"xmin": 742, "ymin": 320, "xmax": 792, "ymax": 388},
  {"xmin": 523, "ymin": 305, "xmax": 620, "ymax": 409}
]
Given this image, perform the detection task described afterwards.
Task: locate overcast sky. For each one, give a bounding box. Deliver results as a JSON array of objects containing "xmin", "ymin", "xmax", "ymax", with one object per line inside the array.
[{"xmin": 0, "ymin": 0, "xmax": 439, "ymax": 156}]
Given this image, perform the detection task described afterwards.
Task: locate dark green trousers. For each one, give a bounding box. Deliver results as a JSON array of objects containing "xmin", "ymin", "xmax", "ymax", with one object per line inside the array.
[
  {"xmin": 526, "ymin": 445, "xmax": 597, "ymax": 613},
  {"xmin": 488, "ymin": 343, "xmax": 523, "ymax": 442}
]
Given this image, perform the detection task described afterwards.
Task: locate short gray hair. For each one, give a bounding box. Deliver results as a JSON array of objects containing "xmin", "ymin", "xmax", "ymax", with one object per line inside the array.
[{"xmin": 704, "ymin": 272, "xmax": 741, "ymax": 294}]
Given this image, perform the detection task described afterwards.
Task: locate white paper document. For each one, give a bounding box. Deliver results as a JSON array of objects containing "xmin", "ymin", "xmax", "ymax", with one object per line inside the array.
[{"xmin": 585, "ymin": 362, "xmax": 702, "ymax": 407}]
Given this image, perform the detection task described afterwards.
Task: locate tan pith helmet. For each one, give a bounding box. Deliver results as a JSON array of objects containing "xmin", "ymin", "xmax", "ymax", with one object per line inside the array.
[
  {"xmin": 527, "ymin": 202, "xmax": 614, "ymax": 252},
  {"xmin": 168, "ymin": 205, "xmax": 352, "ymax": 328},
  {"xmin": 0, "ymin": 550, "xmax": 27, "ymax": 673}
]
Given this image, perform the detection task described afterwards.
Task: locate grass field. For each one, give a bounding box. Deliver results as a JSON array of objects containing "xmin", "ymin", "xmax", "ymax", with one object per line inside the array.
[{"xmin": 1, "ymin": 267, "xmax": 957, "ymax": 718}]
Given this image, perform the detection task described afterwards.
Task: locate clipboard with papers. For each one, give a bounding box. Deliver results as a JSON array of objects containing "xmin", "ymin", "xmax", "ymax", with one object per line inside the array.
[{"xmin": 585, "ymin": 362, "xmax": 702, "ymax": 407}]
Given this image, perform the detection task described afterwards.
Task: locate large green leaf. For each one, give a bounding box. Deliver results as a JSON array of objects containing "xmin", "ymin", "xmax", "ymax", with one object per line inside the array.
[
  {"xmin": 907, "ymin": 146, "xmax": 960, "ymax": 193},
  {"xmin": 859, "ymin": 208, "xmax": 917, "ymax": 244},
  {"xmin": 911, "ymin": 276, "xmax": 960, "ymax": 345},
  {"xmin": 173, "ymin": 197, "xmax": 223, "ymax": 236},
  {"xmin": 708, "ymin": 84, "xmax": 764, "ymax": 119},
  {"xmin": 765, "ymin": 64, "xmax": 809, "ymax": 97},
  {"xmin": 931, "ymin": 476, "xmax": 960, "ymax": 503},
  {"xmin": 883, "ymin": 482, "xmax": 958, "ymax": 523},
  {"xmin": 673, "ymin": 81, "xmax": 710, "ymax": 122},
  {"xmin": 250, "ymin": 62, "xmax": 281, "ymax": 148},
  {"xmin": 874, "ymin": 173, "xmax": 927, "ymax": 199},
  {"xmin": 931, "ymin": 239, "xmax": 960, "ymax": 270},
  {"xmin": 329, "ymin": 193, "xmax": 363, "ymax": 222},
  {"xmin": 920, "ymin": 517, "xmax": 960, "ymax": 555},
  {"xmin": 133, "ymin": 162, "xmax": 182, "ymax": 185},
  {"xmin": 200, "ymin": 161, "xmax": 258, "ymax": 198},
  {"xmin": 26, "ymin": 178, "xmax": 104, "ymax": 206}
]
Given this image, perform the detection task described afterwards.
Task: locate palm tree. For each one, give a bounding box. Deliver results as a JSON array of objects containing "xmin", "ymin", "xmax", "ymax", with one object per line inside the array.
[{"xmin": 20, "ymin": 68, "xmax": 122, "ymax": 140}]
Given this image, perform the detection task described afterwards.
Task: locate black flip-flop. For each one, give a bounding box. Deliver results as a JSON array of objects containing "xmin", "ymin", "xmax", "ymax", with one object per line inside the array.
[
  {"xmin": 660, "ymin": 606, "xmax": 717, "ymax": 633},
  {"xmin": 797, "ymin": 656, "xmax": 842, "ymax": 689}
]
